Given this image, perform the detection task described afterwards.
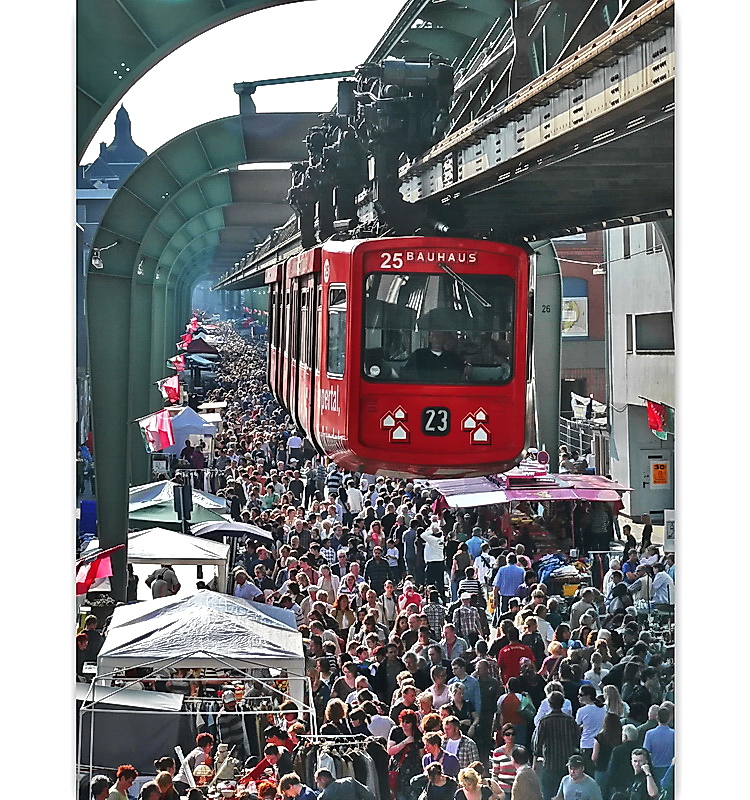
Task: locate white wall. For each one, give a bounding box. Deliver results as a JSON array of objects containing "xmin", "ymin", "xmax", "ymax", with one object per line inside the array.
[{"xmin": 606, "ymin": 224, "xmax": 674, "ymax": 517}]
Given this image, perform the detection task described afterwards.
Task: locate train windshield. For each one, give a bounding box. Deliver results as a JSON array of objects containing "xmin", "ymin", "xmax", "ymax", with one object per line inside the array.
[{"xmin": 363, "ymin": 272, "xmax": 515, "ymax": 384}]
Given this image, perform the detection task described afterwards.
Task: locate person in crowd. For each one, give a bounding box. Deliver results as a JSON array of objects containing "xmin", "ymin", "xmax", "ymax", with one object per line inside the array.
[
  {"xmin": 217, "ymin": 689, "xmax": 249, "ymax": 763},
  {"xmin": 90, "ymin": 775, "xmax": 111, "ymax": 800},
  {"xmin": 641, "ymin": 707, "xmax": 674, "ymax": 785},
  {"xmin": 174, "ymin": 733, "xmax": 214, "ymax": 794},
  {"xmin": 278, "ymin": 772, "xmax": 317, "ymax": 800},
  {"xmin": 315, "ymin": 770, "xmax": 377, "ymax": 800},
  {"xmin": 422, "ymin": 731, "xmax": 461, "ymax": 778},
  {"xmin": 551, "ymin": 755, "xmax": 602, "ymax": 800},
  {"xmin": 421, "ymin": 762, "xmax": 457, "ymax": 800},
  {"xmin": 108, "ymin": 765, "xmax": 139, "ymax": 800},
  {"xmin": 626, "ymin": 749, "xmax": 660, "ymax": 799},
  {"xmin": 387, "ymin": 709, "xmax": 423, "ymax": 800},
  {"xmin": 455, "ymin": 766, "xmax": 493, "ymax": 800},
  {"xmin": 442, "ymin": 714, "xmax": 480, "ymax": 768},
  {"xmin": 532, "ymin": 692, "xmax": 581, "ymax": 800}
]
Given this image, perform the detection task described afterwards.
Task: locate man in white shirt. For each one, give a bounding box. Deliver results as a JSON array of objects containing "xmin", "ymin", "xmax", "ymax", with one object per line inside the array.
[
  {"xmin": 575, "ymin": 686, "xmax": 606, "ymax": 772},
  {"xmin": 421, "ymin": 524, "xmax": 446, "ymax": 600},
  {"xmin": 346, "ymin": 480, "xmax": 364, "ymax": 515},
  {"xmin": 233, "ymin": 568, "xmax": 262, "ymax": 602},
  {"xmin": 569, "ymin": 588, "xmax": 596, "ymax": 630},
  {"xmin": 650, "ymin": 562, "xmax": 675, "ymax": 608},
  {"xmin": 287, "ymin": 432, "xmax": 303, "ymax": 462}
]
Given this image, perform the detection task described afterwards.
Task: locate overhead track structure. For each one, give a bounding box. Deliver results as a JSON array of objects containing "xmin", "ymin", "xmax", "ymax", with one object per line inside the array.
[
  {"xmin": 86, "ymin": 110, "xmax": 320, "ymax": 597},
  {"xmin": 214, "ymin": 0, "xmax": 673, "ymax": 290},
  {"xmin": 77, "ymin": 0, "xmax": 311, "ymax": 159}
]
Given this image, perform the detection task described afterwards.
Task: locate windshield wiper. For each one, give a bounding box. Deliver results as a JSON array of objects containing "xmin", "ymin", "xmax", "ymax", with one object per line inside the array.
[{"xmin": 438, "ymin": 262, "xmax": 491, "ymax": 308}]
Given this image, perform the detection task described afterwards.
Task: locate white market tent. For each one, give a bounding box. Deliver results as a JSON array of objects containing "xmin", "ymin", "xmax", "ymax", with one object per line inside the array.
[
  {"xmin": 127, "ymin": 527, "xmax": 230, "ymax": 591},
  {"xmin": 97, "ymin": 590, "xmax": 307, "ymax": 702},
  {"xmin": 162, "ymin": 406, "xmax": 218, "ymax": 455},
  {"xmin": 82, "ymin": 527, "xmax": 231, "ymax": 593},
  {"xmin": 128, "ymin": 480, "xmax": 226, "ymax": 511}
]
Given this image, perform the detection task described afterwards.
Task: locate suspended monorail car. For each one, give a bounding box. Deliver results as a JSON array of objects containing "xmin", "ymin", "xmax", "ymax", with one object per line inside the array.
[{"xmin": 266, "ymin": 236, "xmax": 531, "ymax": 478}]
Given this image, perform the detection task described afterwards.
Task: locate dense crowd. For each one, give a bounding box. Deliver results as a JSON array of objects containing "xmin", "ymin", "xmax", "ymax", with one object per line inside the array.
[{"xmin": 84, "ymin": 319, "xmax": 675, "ymax": 800}]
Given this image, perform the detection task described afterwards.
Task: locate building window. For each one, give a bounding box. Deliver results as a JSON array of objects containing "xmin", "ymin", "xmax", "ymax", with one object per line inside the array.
[
  {"xmin": 626, "ymin": 314, "xmax": 633, "ymax": 353},
  {"xmin": 635, "ymin": 312, "xmax": 674, "ymax": 353},
  {"xmin": 562, "ymin": 277, "xmax": 589, "ymax": 338},
  {"xmin": 623, "ymin": 226, "xmax": 631, "ymax": 259}
]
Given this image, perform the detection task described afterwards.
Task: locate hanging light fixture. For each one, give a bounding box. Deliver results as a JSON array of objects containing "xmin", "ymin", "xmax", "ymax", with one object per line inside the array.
[{"xmin": 90, "ymin": 241, "xmax": 119, "ymax": 270}]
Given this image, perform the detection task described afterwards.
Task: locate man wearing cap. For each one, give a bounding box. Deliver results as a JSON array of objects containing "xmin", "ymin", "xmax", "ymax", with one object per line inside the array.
[
  {"xmin": 217, "ymin": 689, "xmax": 250, "ymax": 763},
  {"xmin": 551, "ymin": 755, "xmax": 602, "ymax": 800},
  {"xmin": 233, "ymin": 568, "xmax": 262, "ymax": 603}
]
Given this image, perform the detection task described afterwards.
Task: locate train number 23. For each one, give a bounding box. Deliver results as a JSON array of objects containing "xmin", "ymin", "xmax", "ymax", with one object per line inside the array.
[
  {"xmin": 380, "ymin": 252, "xmax": 403, "ymax": 269},
  {"xmin": 422, "ymin": 407, "xmax": 450, "ymax": 436}
]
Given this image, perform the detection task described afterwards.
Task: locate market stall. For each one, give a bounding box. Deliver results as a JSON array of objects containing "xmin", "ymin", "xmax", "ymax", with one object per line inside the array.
[
  {"xmin": 84, "ymin": 593, "xmax": 314, "ymax": 786},
  {"xmin": 96, "ymin": 590, "xmax": 307, "ymax": 699},
  {"xmin": 428, "ymin": 471, "xmax": 631, "ymax": 590},
  {"xmin": 76, "ymin": 684, "xmax": 194, "ymax": 775},
  {"xmin": 82, "ymin": 528, "xmax": 231, "ymax": 591},
  {"xmin": 128, "ymin": 480, "xmax": 229, "ymax": 531}
]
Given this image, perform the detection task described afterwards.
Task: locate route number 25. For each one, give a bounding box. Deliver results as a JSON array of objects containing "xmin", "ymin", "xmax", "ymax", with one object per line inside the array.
[{"xmin": 380, "ymin": 252, "xmax": 403, "ymax": 269}]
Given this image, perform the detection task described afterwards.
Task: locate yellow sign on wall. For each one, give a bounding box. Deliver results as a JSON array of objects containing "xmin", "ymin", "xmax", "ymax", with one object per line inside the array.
[{"xmin": 651, "ymin": 461, "xmax": 670, "ymax": 486}]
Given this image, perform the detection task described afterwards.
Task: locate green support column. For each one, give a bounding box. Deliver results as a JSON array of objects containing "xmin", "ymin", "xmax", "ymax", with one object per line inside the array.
[
  {"xmin": 165, "ymin": 284, "xmax": 178, "ymax": 367},
  {"xmin": 530, "ymin": 241, "xmax": 562, "ymax": 471},
  {"xmin": 150, "ymin": 281, "xmax": 169, "ymax": 391},
  {"xmin": 128, "ymin": 278, "xmax": 156, "ymax": 485},
  {"xmin": 87, "ymin": 271, "xmax": 133, "ymax": 599}
]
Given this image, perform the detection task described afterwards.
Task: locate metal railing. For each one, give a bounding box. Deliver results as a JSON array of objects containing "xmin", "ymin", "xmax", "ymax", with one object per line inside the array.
[{"xmin": 559, "ymin": 416, "xmax": 610, "ymax": 474}]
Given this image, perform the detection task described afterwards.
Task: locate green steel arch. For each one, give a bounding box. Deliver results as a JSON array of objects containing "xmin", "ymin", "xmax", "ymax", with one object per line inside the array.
[
  {"xmin": 87, "ymin": 110, "xmax": 317, "ymax": 597},
  {"xmin": 77, "ymin": 0, "xmax": 313, "ymax": 159}
]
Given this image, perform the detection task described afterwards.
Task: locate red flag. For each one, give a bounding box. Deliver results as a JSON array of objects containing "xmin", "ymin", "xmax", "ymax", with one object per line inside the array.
[
  {"xmin": 158, "ymin": 375, "xmax": 181, "ymax": 404},
  {"xmin": 139, "ymin": 409, "xmax": 175, "ymax": 452},
  {"xmin": 646, "ymin": 400, "xmax": 668, "ymax": 440},
  {"xmin": 169, "ymin": 354, "xmax": 186, "ymax": 372},
  {"xmin": 76, "ymin": 553, "xmax": 114, "ymax": 596}
]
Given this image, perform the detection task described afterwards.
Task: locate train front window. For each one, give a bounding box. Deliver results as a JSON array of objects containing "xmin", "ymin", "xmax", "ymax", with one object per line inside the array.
[{"xmin": 363, "ymin": 272, "xmax": 515, "ymax": 384}]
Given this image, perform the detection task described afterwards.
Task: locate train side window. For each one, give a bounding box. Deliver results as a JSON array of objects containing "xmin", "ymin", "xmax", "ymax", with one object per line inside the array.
[
  {"xmin": 327, "ymin": 286, "xmax": 347, "ymax": 377},
  {"xmin": 300, "ymin": 289, "xmax": 309, "ymax": 367}
]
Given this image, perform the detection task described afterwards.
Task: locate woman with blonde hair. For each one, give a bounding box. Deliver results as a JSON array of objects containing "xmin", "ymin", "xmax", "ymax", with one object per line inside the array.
[
  {"xmin": 602, "ymin": 684, "xmax": 630, "ymax": 721},
  {"xmin": 538, "ymin": 641, "xmax": 565, "ymax": 679},
  {"xmin": 455, "ymin": 767, "xmax": 493, "ymax": 800}
]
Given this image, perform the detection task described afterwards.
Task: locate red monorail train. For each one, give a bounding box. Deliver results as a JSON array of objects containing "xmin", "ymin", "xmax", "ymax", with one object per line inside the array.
[{"xmin": 266, "ymin": 236, "xmax": 531, "ymax": 478}]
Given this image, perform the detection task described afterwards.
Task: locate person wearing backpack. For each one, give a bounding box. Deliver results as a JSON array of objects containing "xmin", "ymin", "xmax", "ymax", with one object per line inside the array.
[{"xmin": 145, "ymin": 564, "xmax": 180, "ymax": 598}]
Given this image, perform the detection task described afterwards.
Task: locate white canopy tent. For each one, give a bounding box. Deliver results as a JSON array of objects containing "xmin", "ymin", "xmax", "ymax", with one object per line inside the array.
[
  {"xmin": 97, "ymin": 590, "xmax": 307, "ymax": 702},
  {"xmin": 83, "ymin": 528, "xmax": 231, "ymax": 592},
  {"xmin": 128, "ymin": 527, "xmax": 230, "ymax": 592},
  {"xmin": 162, "ymin": 406, "xmax": 218, "ymax": 455}
]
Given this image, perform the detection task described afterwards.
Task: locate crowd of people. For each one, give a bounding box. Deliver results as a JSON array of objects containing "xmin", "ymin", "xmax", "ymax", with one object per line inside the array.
[{"xmin": 83, "ymin": 318, "xmax": 675, "ymax": 800}]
